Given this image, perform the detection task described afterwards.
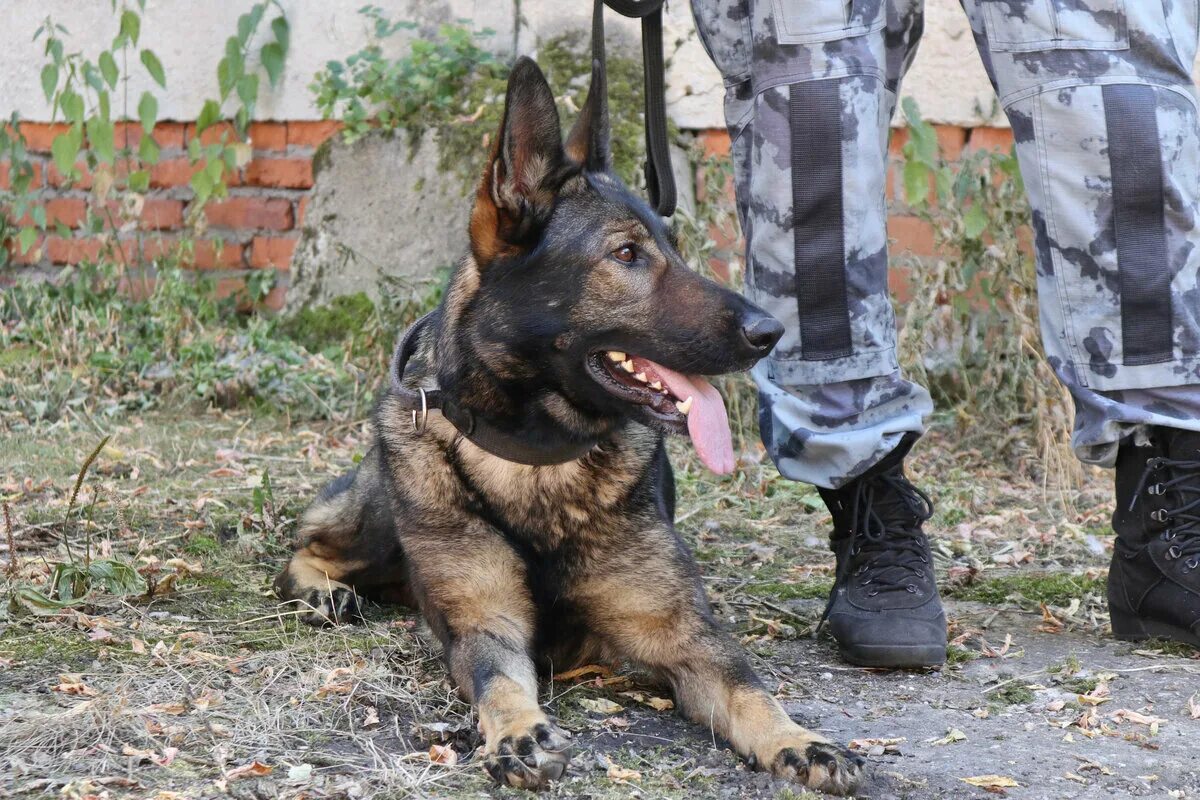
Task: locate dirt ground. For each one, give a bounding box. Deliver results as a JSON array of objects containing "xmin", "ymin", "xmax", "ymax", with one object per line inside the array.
[{"xmin": 2, "ymin": 411, "xmax": 1198, "ymax": 799}]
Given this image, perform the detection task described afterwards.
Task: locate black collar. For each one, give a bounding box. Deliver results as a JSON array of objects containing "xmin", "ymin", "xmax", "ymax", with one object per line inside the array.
[{"xmin": 388, "ymin": 312, "xmax": 601, "ymax": 466}]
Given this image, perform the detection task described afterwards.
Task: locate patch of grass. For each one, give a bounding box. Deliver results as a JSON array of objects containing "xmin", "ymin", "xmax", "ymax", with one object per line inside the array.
[
  {"xmin": 1059, "ymin": 676, "xmax": 1100, "ymax": 694},
  {"xmin": 945, "ymin": 572, "xmax": 1104, "ymax": 606},
  {"xmin": 1136, "ymin": 637, "xmax": 1200, "ymax": 658},
  {"xmin": 745, "ymin": 580, "xmax": 834, "ymax": 601},
  {"xmin": 277, "ymin": 292, "xmax": 380, "ymax": 357},
  {"xmin": 990, "ymin": 682, "xmax": 1036, "ymax": 708},
  {"xmin": 946, "ymin": 644, "xmax": 980, "ymax": 666},
  {"xmin": 183, "ymin": 534, "xmax": 220, "ymax": 556}
]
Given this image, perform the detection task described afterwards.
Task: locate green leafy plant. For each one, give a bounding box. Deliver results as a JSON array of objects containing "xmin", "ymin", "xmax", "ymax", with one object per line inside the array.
[
  {"xmin": 21, "ymin": 0, "xmax": 290, "ymax": 271},
  {"xmin": 896, "ymin": 98, "xmax": 1076, "ymax": 482},
  {"xmin": 311, "ymin": 10, "xmax": 652, "ymax": 187},
  {"xmin": 6, "ymin": 435, "xmax": 147, "ymax": 615},
  {"xmin": 0, "ymin": 115, "xmax": 43, "ymax": 265},
  {"xmin": 191, "ymin": 0, "xmax": 291, "ymax": 204}
]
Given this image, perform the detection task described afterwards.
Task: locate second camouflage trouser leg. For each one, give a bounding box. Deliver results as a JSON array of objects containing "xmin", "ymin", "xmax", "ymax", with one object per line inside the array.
[
  {"xmin": 958, "ymin": 0, "xmax": 1200, "ymax": 465},
  {"xmin": 690, "ymin": 0, "xmax": 932, "ymax": 489}
]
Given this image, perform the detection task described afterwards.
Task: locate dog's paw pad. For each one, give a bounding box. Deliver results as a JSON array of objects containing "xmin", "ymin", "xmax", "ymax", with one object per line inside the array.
[
  {"xmin": 771, "ymin": 741, "xmax": 863, "ymax": 795},
  {"xmin": 483, "ymin": 722, "xmax": 572, "ymax": 789},
  {"xmin": 293, "ymin": 586, "xmax": 363, "ymax": 627}
]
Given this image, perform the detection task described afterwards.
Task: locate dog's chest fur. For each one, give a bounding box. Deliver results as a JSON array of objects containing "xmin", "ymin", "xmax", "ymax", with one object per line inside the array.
[{"xmin": 377, "ymin": 392, "xmax": 664, "ymax": 553}]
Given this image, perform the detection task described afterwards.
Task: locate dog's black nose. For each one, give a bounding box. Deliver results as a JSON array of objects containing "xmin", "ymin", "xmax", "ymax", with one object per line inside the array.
[{"xmin": 740, "ymin": 313, "xmax": 784, "ymax": 354}]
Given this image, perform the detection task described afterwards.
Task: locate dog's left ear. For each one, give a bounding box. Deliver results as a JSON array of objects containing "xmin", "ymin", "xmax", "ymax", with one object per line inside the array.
[
  {"xmin": 565, "ymin": 58, "xmax": 610, "ymax": 172},
  {"xmin": 470, "ymin": 56, "xmax": 566, "ymax": 263}
]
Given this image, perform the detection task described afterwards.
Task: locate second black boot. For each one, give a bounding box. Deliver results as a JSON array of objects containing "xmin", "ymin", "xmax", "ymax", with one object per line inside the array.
[
  {"xmin": 1108, "ymin": 427, "xmax": 1200, "ymax": 646},
  {"xmin": 817, "ymin": 434, "xmax": 946, "ymax": 668}
]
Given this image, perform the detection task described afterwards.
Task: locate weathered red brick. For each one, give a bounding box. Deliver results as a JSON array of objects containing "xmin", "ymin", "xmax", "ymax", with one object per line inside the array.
[
  {"xmin": 0, "ymin": 161, "xmax": 44, "ymax": 190},
  {"xmin": 185, "ymin": 121, "xmax": 240, "ymax": 147},
  {"xmin": 249, "ymin": 236, "xmax": 297, "ymax": 270},
  {"xmin": 934, "ymin": 124, "xmax": 967, "ymax": 161},
  {"xmin": 244, "ymin": 158, "xmax": 313, "ymax": 189},
  {"xmin": 887, "ymin": 214, "xmax": 936, "ymax": 257},
  {"xmin": 697, "ymin": 128, "xmax": 731, "ymax": 159},
  {"xmin": 286, "ymin": 120, "xmax": 341, "ymax": 147},
  {"xmin": 204, "ymin": 197, "xmax": 293, "ymax": 230},
  {"xmin": 248, "ymin": 122, "xmax": 287, "ymax": 151},
  {"xmin": 140, "ymin": 198, "xmax": 185, "ymax": 230},
  {"xmin": 47, "ymin": 161, "xmax": 93, "ymax": 189},
  {"xmin": 19, "ymin": 122, "xmax": 71, "ymax": 153},
  {"xmin": 191, "ymin": 240, "xmax": 245, "ymax": 269},
  {"xmin": 967, "ymin": 126, "xmax": 1014, "ymax": 152}
]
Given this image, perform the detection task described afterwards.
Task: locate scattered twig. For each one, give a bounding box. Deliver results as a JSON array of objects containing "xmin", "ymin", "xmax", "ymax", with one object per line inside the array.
[{"xmin": 3, "ymin": 502, "xmax": 15, "ymax": 575}]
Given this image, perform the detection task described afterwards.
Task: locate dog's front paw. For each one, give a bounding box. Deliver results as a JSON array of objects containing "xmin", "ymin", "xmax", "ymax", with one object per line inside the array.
[
  {"xmin": 288, "ymin": 583, "xmax": 363, "ymax": 627},
  {"xmin": 768, "ymin": 740, "xmax": 864, "ymax": 796},
  {"xmin": 482, "ymin": 719, "xmax": 572, "ymax": 790}
]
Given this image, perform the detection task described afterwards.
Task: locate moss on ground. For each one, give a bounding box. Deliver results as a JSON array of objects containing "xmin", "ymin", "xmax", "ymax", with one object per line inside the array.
[{"xmin": 945, "ymin": 572, "xmax": 1105, "ymax": 605}]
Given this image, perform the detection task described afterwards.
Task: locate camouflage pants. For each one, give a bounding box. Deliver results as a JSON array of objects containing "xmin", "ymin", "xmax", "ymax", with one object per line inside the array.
[{"xmin": 692, "ymin": 0, "xmax": 1200, "ymax": 488}]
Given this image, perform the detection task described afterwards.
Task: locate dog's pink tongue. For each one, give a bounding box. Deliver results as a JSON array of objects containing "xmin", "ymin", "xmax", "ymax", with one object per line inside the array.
[{"xmin": 642, "ymin": 361, "xmax": 735, "ymax": 475}]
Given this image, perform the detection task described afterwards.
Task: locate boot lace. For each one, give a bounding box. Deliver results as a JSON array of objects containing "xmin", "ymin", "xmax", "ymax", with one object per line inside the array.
[
  {"xmin": 819, "ymin": 467, "xmax": 934, "ymax": 627},
  {"xmin": 1131, "ymin": 456, "xmax": 1200, "ymax": 572}
]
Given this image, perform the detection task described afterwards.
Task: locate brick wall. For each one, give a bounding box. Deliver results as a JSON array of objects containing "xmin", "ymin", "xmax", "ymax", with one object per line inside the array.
[
  {"xmin": 2, "ymin": 119, "xmax": 341, "ymax": 310},
  {"xmin": 3, "ymin": 120, "xmax": 1016, "ymax": 309}
]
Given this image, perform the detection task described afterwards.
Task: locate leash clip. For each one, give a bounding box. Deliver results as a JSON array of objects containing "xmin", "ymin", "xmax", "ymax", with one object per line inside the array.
[{"xmin": 411, "ymin": 388, "xmax": 429, "ymax": 434}]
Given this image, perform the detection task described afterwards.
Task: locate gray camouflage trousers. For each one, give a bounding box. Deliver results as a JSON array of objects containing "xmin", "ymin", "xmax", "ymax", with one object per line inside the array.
[{"xmin": 691, "ymin": 0, "xmax": 1200, "ymax": 488}]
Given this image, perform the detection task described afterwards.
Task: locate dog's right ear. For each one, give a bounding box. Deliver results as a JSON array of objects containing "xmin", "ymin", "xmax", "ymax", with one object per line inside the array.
[{"xmin": 470, "ymin": 57, "xmax": 566, "ymax": 264}]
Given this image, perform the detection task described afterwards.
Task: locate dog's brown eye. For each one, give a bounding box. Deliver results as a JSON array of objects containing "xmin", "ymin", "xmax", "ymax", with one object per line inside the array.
[{"xmin": 613, "ymin": 245, "xmax": 636, "ymax": 263}]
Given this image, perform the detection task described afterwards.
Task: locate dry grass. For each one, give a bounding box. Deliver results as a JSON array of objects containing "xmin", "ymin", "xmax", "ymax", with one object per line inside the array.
[{"xmin": 0, "ymin": 403, "xmax": 1142, "ymax": 798}]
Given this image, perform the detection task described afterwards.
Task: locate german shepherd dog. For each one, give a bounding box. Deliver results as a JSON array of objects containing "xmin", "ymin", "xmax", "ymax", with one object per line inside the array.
[{"xmin": 275, "ymin": 56, "xmax": 864, "ymax": 794}]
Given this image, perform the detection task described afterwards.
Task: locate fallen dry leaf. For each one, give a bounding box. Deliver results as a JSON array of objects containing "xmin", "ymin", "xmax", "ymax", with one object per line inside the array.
[
  {"xmin": 644, "ymin": 695, "xmax": 674, "ymax": 712},
  {"xmin": 142, "ymin": 701, "xmax": 188, "ymax": 715},
  {"xmin": 316, "ymin": 666, "xmax": 359, "ymax": 698},
  {"xmin": 1078, "ymin": 682, "xmax": 1112, "ymax": 706},
  {"xmin": 428, "ymin": 744, "xmax": 458, "ymax": 765},
  {"xmin": 931, "ymin": 728, "xmax": 967, "ymax": 746},
  {"xmin": 1110, "ymin": 709, "xmax": 1167, "ymax": 730},
  {"xmin": 579, "ymin": 697, "xmax": 623, "ymax": 715},
  {"xmin": 962, "ymin": 775, "xmax": 1019, "ymax": 789},
  {"xmin": 1188, "ymin": 694, "xmax": 1199, "ymax": 720},
  {"xmin": 54, "ymin": 674, "xmax": 97, "ymax": 697},
  {"xmin": 226, "ymin": 761, "xmax": 272, "ymax": 781},
  {"xmin": 603, "ymin": 757, "xmax": 641, "ymax": 783},
  {"xmin": 554, "ymin": 664, "xmax": 613, "ymax": 682},
  {"xmin": 849, "ymin": 737, "xmax": 904, "ymax": 755}
]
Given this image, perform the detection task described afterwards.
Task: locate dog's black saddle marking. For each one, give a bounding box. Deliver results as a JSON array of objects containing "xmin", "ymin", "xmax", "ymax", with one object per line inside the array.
[{"xmin": 389, "ymin": 313, "xmax": 601, "ymax": 466}]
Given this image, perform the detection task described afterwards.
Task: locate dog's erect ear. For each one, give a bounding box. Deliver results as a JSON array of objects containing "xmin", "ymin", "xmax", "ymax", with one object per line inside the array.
[
  {"xmin": 470, "ymin": 57, "xmax": 566, "ymax": 263},
  {"xmin": 565, "ymin": 58, "xmax": 610, "ymax": 172}
]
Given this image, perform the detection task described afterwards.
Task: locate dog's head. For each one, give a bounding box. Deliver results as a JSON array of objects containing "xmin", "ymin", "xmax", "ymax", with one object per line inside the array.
[{"xmin": 441, "ymin": 57, "xmax": 781, "ymax": 474}]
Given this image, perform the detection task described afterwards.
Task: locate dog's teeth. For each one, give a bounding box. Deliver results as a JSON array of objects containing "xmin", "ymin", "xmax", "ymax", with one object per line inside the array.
[
  {"xmin": 633, "ymin": 372, "xmax": 647, "ymax": 382},
  {"xmin": 621, "ymin": 360, "xmax": 635, "ymax": 372},
  {"xmin": 649, "ymin": 380, "xmax": 663, "ymax": 391},
  {"xmin": 675, "ymin": 396, "xmax": 693, "ymax": 415},
  {"xmin": 607, "ymin": 351, "xmax": 625, "ymax": 362}
]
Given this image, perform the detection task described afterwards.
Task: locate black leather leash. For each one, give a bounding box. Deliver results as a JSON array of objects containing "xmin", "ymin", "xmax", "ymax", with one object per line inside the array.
[
  {"xmin": 388, "ymin": 312, "xmax": 600, "ymax": 466},
  {"xmin": 594, "ymin": 0, "xmax": 676, "ymax": 217}
]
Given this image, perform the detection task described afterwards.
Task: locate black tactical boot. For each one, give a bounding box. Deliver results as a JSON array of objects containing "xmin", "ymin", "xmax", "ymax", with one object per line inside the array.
[
  {"xmin": 817, "ymin": 434, "xmax": 946, "ymax": 667},
  {"xmin": 1109, "ymin": 427, "xmax": 1200, "ymax": 646}
]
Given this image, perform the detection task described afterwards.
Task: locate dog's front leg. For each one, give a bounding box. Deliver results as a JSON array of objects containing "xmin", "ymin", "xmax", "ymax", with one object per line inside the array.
[
  {"xmin": 406, "ymin": 528, "xmax": 571, "ymax": 789},
  {"xmin": 576, "ymin": 540, "xmax": 863, "ymax": 796}
]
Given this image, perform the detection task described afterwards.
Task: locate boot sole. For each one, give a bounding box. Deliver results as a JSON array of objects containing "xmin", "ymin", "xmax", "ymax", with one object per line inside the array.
[
  {"xmin": 838, "ymin": 642, "xmax": 947, "ymax": 669},
  {"xmin": 1111, "ymin": 609, "xmax": 1200, "ymax": 648}
]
